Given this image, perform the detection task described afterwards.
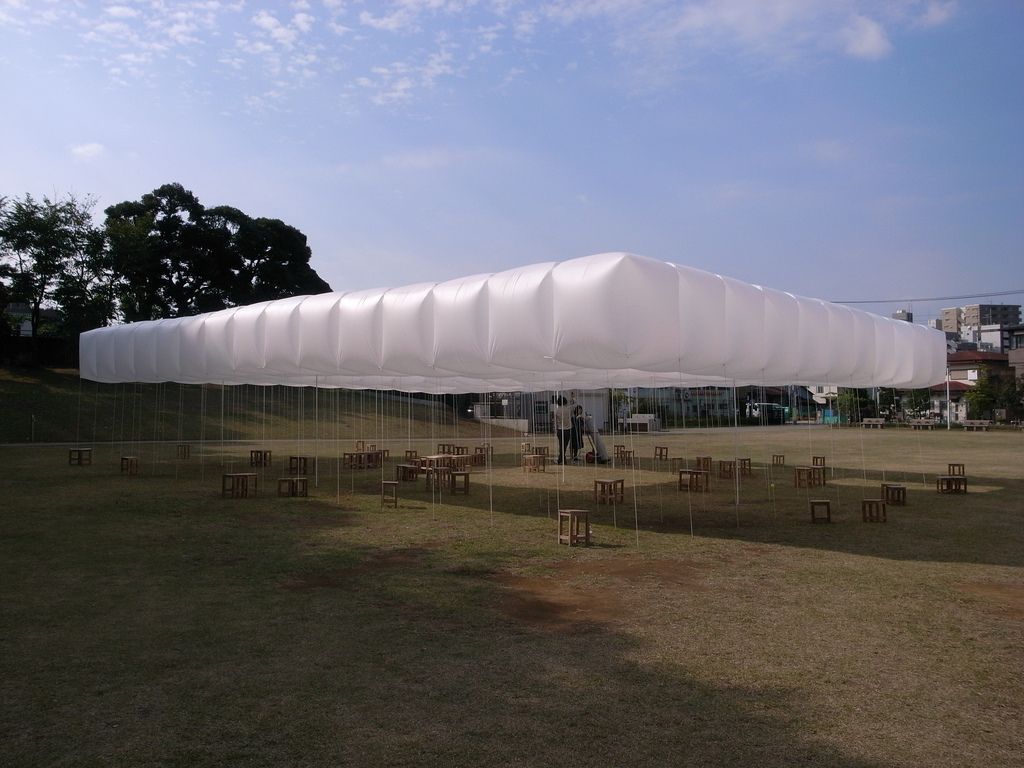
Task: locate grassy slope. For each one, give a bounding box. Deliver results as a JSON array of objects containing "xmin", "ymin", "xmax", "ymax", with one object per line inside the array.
[
  {"xmin": 1, "ymin": 369, "xmax": 1022, "ymax": 767},
  {"xmin": 0, "ymin": 367, "xmax": 492, "ymax": 445}
]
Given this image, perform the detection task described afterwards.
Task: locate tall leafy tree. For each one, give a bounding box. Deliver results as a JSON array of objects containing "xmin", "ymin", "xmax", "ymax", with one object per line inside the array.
[
  {"xmin": 206, "ymin": 205, "xmax": 330, "ymax": 304},
  {"xmin": 0, "ymin": 192, "xmax": 104, "ymax": 337},
  {"xmin": 106, "ymin": 184, "xmax": 330, "ymax": 320},
  {"xmin": 964, "ymin": 372, "xmax": 1019, "ymax": 420},
  {"xmin": 105, "ymin": 183, "xmax": 236, "ymax": 320},
  {"xmin": 53, "ymin": 225, "xmax": 117, "ymax": 337}
]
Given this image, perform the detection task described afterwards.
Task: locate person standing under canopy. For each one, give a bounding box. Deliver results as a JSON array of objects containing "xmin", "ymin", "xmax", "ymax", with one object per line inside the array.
[
  {"xmin": 570, "ymin": 404, "xmax": 585, "ymax": 463},
  {"xmin": 552, "ymin": 396, "xmax": 572, "ymax": 465}
]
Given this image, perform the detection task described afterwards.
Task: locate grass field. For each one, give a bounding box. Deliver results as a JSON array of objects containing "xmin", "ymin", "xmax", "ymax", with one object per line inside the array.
[{"xmin": 2, "ymin": 370, "xmax": 1022, "ymax": 767}]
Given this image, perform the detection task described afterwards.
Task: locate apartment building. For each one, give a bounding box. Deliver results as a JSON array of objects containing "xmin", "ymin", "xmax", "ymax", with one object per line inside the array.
[
  {"xmin": 939, "ymin": 303, "xmax": 1021, "ymax": 345},
  {"xmin": 962, "ymin": 303, "xmax": 1021, "ymax": 327}
]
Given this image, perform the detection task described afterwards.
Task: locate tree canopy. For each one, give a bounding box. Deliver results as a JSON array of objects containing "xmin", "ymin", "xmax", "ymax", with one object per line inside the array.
[
  {"xmin": 1, "ymin": 184, "xmax": 332, "ymax": 342},
  {"xmin": 0, "ymin": 192, "xmax": 108, "ymax": 338},
  {"xmin": 105, "ymin": 183, "xmax": 331, "ymax": 321}
]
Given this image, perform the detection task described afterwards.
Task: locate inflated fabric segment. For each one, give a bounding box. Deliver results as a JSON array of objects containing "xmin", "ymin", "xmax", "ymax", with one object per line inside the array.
[{"xmin": 80, "ymin": 252, "xmax": 947, "ymax": 391}]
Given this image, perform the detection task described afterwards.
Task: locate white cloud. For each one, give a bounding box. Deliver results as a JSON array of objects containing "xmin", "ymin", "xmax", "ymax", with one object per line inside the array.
[
  {"xmin": 420, "ymin": 48, "xmax": 453, "ymax": 85},
  {"xmin": 918, "ymin": 1, "xmax": 956, "ymax": 28},
  {"xmin": 253, "ymin": 10, "xmax": 299, "ymax": 46},
  {"xmin": 90, "ymin": 20, "xmax": 131, "ymax": 37},
  {"xmin": 372, "ymin": 76, "xmax": 414, "ymax": 105},
  {"xmin": 292, "ymin": 12, "xmax": 314, "ymax": 33},
  {"xmin": 841, "ymin": 14, "xmax": 892, "ymax": 60},
  {"xmin": 70, "ymin": 142, "xmax": 105, "ymax": 160},
  {"xmin": 105, "ymin": 5, "xmax": 139, "ymax": 19},
  {"xmin": 359, "ymin": 8, "xmax": 415, "ymax": 32}
]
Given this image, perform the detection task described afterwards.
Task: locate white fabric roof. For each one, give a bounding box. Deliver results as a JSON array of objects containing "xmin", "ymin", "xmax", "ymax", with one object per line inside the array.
[{"xmin": 79, "ymin": 252, "xmax": 947, "ymax": 391}]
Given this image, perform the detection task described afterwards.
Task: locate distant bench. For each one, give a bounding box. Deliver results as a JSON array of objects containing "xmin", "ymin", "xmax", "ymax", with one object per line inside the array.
[
  {"xmin": 908, "ymin": 419, "xmax": 938, "ymax": 430},
  {"xmin": 962, "ymin": 419, "xmax": 991, "ymax": 432},
  {"xmin": 861, "ymin": 418, "xmax": 886, "ymax": 429}
]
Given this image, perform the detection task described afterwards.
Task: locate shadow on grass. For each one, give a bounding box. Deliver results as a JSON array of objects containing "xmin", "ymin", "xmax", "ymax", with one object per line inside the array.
[{"xmin": 1, "ymin": 496, "xmax": 891, "ymax": 768}]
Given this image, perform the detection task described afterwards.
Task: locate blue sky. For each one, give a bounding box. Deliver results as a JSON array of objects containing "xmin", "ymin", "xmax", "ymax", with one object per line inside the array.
[{"xmin": 2, "ymin": 0, "xmax": 1022, "ymax": 327}]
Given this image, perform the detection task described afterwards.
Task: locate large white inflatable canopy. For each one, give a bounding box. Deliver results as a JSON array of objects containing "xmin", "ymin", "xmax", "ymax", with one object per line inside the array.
[{"xmin": 80, "ymin": 252, "xmax": 947, "ymax": 392}]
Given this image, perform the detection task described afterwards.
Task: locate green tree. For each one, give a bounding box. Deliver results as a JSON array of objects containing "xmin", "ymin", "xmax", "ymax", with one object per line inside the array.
[
  {"xmin": 205, "ymin": 205, "xmax": 330, "ymax": 304},
  {"xmin": 53, "ymin": 225, "xmax": 117, "ymax": 337},
  {"xmin": 964, "ymin": 372, "xmax": 1019, "ymax": 420},
  {"xmin": 836, "ymin": 388, "xmax": 872, "ymax": 423},
  {"xmin": 904, "ymin": 388, "xmax": 932, "ymax": 418},
  {"xmin": 105, "ymin": 184, "xmax": 331, "ymax": 320},
  {"xmin": 0, "ymin": 261, "xmax": 13, "ymax": 337},
  {"xmin": 105, "ymin": 183, "xmax": 237, "ymax": 320},
  {"xmin": 878, "ymin": 388, "xmax": 898, "ymax": 420},
  {"xmin": 0, "ymin": 192, "xmax": 104, "ymax": 338}
]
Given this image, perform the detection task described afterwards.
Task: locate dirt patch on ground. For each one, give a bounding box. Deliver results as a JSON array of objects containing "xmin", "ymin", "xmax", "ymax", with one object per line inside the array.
[
  {"xmin": 495, "ymin": 556, "xmax": 716, "ymax": 632},
  {"xmin": 957, "ymin": 582, "xmax": 1024, "ymax": 621},
  {"xmin": 281, "ymin": 546, "xmax": 432, "ymax": 590}
]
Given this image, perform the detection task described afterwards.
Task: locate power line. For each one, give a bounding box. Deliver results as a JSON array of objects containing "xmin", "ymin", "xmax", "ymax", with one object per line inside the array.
[{"xmin": 833, "ymin": 288, "xmax": 1024, "ymax": 305}]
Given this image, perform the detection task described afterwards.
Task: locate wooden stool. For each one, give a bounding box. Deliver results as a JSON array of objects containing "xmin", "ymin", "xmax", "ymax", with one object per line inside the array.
[
  {"xmin": 223, "ymin": 473, "xmax": 244, "ymax": 498},
  {"xmin": 289, "ymin": 456, "xmax": 308, "ymax": 476},
  {"xmin": 437, "ymin": 443, "xmax": 454, "ymax": 454},
  {"xmin": 736, "ymin": 457, "xmax": 752, "ymax": 477},
  {"xmin": 250, "ymin": 449, "xmax": 271, "ymax": 467},
  {"xmin": 277, "ymin": 477, "xmax": 309, "ymax": 497},
  {"xmin": 453, "ymin": 446, "xmax": 469, "ymax": 456},
  {"xmin": 404, "ymin": 449, "xmax": 418, "ymax": 460},
  {"xmin": 450, "ymin": 470, "xmax": 470, "ymax": 495},
  {"xmin": 947, "ymin": 463, "xmax": 965, "ymax": 476},
  {"xmin": 862, "ymin": 499, "xmax": 886, "ymax": 522},
  {"xmin": 355, "ymin": 440, "xmax": 366, "ymax": 451},
  {"xmin": 618, "ymin": 449, "xmax": 634, "ymax": 468},
  {"xmin": 936, "ymin": 475, "xmax": 967, "ymax": 494},
  {"xmin": 881, "ymin": 483, "xmax": 906, "ymax": 505},
  {"xmin": 222, "ymin": 473, "xmax": 257, "ymax": 498},
  {"xmin": 669, "ymin": 457, "xmax": 687, "ymax": 473},
  {"xmin": 812, "ymin": 455, "xmax": 826, "ymax": 468},
  {"xmin": 426, "ymin": 466, "xmax": 452, "ymax": 492},
  {"xmin": 68, "ymin": 448, "xmax": 93, "ymax": 466},
  {"xmin": 557, "ymin": 509, "xmax": 591, "ymax": 547},
  {"xmin": 653, "ymin": 446, "xmax": 668, "ymax": 468},
  {"xmin": 794, "ymin": 466, "xmax": 813, "ymax": 488},
  {"xmin": 176, "ymin": 443, "xmax": 191, "ymax": 459},
  {"xmin": 809, "ymin": 499, "xmax": 831, "ymax": 523},
  {"xmin": 522, "ymin": 454, "xmax": 546, "ymax": 473},
  {"xmin": 533, "ymin": 445, "xmax": 549, "ymax": 457},
  {"xmin": 520, "ymin": 441, "xmax": 531, "ymax": 455},
  {"xmin": 613, "ymin": 444, "xmax": 626, "ymax": 459},
  {"xmin": 120, "ymin": 456, "xmax": 139, "ymax": 476},
  {"xmin": 771, "ymin": 454, "xmax": 785, "ymax": 466},
  {"xmin": 718, "ymin": 459, "xmax": 736, "ymax": 480},
  {"xmin": 678, "ymin": 469, "xmax": 710, "ymax": 492},
  {"xmin": 594, "ymin": 478, "xmax": 625, "ymax": 505},
  {"xmin": 809, "ymin": 466, "xmax": 826, "ymax": 487},
  {"xmin": 396, "ymin": 464, "xmax": 419, "ymax": 481},
  {"xmin": 695, "ymin": 456, "xmax": 712, "ymax": 472},
  {"xmin": 381, "ymin": 480, "xmax": 398, "ymax": 508}
]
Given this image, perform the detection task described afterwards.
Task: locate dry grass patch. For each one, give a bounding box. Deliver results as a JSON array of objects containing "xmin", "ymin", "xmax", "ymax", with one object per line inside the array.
[{"xmin": 1, "ymin": 424, "xmax": 1022, "ymax": 767}]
